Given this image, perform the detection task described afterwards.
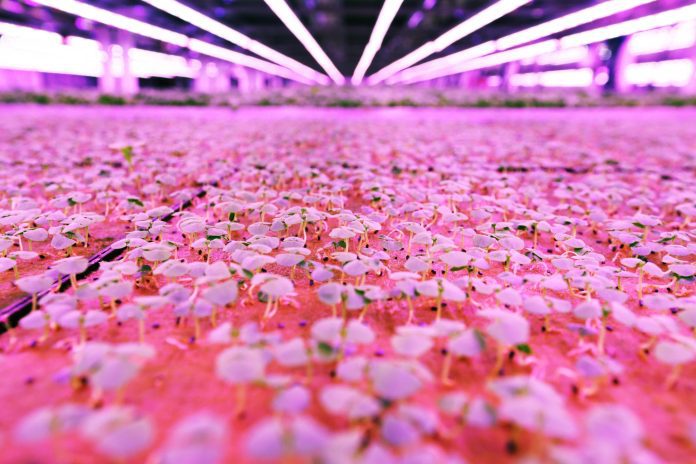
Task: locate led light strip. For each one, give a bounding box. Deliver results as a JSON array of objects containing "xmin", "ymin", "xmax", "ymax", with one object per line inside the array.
[
  {"xmin": 188, "ymin": 39, "xmax": 313, "ymax": 83},
  {"xmin": 366, "ymin": 0, "xmax": 531, "ymax": 85},
  {"xmin": 497, "ymin": 0, "xmax": 657, "ymax": 50},
  {"xmin": 142, "ymin": 0, "xmax": 329, "ymax": 85},
  {"xmin": 387, "ymin": 0, "xmax": 659, "ymax": 84},
  {"xmin": 351, "ymin": 0, "xmax": 404, "ymax": 86},
  {"xmin": 400, "ymin": 2, "xmax": 696, "ymax": 84},
  {"xmin": 560, "ymin": 3, "xmax": 696, "ymax": 48},
  {"xmin": 0, "ymin": 22, "xmax": 199, "ymax": 78},
  {"xmin": 32, "ymin": 0, "xmax": 188, "ymax": 46},
  {"xmin": 30, "ymin": 0, "xmax": 313, "ymax": 83},
  {"xmin": 263, "ymin": 0, "xmax": 344, "ymax": 85},
  {"xmin": 510, "ymin": 68, "xmax": 595, "ymax": 88}
]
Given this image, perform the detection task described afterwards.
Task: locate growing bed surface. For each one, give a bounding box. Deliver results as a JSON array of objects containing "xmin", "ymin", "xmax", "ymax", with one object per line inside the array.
[{"xmin": 0, "ymin": 106, "xmax": 695, "ymax": 464}]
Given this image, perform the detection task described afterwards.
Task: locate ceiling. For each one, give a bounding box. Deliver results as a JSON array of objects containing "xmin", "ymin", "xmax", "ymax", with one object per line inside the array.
[{"xmin": 1, "ymin": 0, "xmax": 691, "ymax": 78}]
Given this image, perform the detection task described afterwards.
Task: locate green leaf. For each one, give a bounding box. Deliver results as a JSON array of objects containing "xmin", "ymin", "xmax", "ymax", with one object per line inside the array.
[
  {"xmin": 139, "ymin": 264, "xmax": 152, "ymax": 275},
  {"xmin": 242, "ymin": 269, "xmax": 253, "ymax": 279},
  {"xmin": 451, "ymin": 266, "xmax": 467, "ymax": 272},
  {"xmin": 257, "ymin": 291, "xmax": 269, "ymax": 303},
  {"xmin": 128, "ymin": 197, "xmax": 144, "ymax": 207},
  {"xmin": 335, "ymin": 239, "xmax": 347, "ymax": 249},
  {"xmin": 121, "ymin": 146, "xmax": 134, "ymax": 165},
  {"xmin": 317, "ymin": 341, "xmax": 334, "ymax": 356},
  {"xmin": 228, "ymin": 212, "xmax": 236, "ymax": 221},
  {"xmin": 516, "ymin": 343, "xmax": 532, "ymax": 355},
  {"xmin": 632, "ymin": 222, "xmax": 646, "ymax": 229},
  {"xmin": 67, "ymin": 198, "xmax": 77, "ymax": 207}
]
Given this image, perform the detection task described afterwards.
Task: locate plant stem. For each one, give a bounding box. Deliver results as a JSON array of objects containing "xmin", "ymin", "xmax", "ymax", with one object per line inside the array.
[
  {"xmin": 441, "ymin": 350, "xmax": 453, "ymax": 385},
  {"xmin": 406, "ymin": 295, "xmax": 414, "ymax": 324},
  {"xmin": 492, "ymin": 343, "xmax": 506, "ymax": 377}
]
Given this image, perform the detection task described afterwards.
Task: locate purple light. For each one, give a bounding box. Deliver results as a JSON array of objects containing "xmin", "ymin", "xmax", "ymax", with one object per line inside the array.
[{"xmin": 408, "ymin": 12, "xmax": 424, "ymax": 29}]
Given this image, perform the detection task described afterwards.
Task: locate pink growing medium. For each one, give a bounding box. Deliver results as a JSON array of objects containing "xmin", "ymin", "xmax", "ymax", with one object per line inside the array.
[{"xmin": 0, "ymin": 105, "xmax": 695, "ymax": 463}]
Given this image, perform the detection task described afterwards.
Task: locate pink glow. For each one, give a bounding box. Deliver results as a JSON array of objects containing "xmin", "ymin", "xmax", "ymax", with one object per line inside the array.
[
  {"xmin": 0, "ymin": 26, "xmax": 197, "ymax": 78},
  {"xmin": 32, "ymin": 0, "xmax": 189, "ymax": 47},
  {"xmin": 263, "ymin": 0, "xmax": 344, "ymax": 85},
  {"xmin": 351, "ymin": 0, "xmax": 404, "ymax": 86},
  {"xmin": 497, "ymin": 0, "xmax": 657, "ymax": 50},
  {"xmin": 143, "ymin": 0, "xmax": 329, "ymax": 85},
  {"xmin": 627, "ymin": 21, "xmax": 696, "ymax": 55},
  {"xmin": 625, "ymin": 59, "xmax": 694, "ymax": 87},
  {"xmin": 385, "ymin": 42, "xmax": 496, "ymax": 84},
  {"xmin": 367, "ymin": 0, "xmax": 530, "ymax": 85},
  {"xmin": 510, "ymin": 68, "xmax": 595, "ymax": 88},
  {"xmin": 560, "ymin": 3, "xmax": 696, "ymax": 48},
  {"xmin": 187, "ymin": 39, "xmax": 314, "ymax": 85},
  {"xmin": 534, "ymin": 46, "xmax": 589, "ymax": 66},
  {"xmin": 400, "ymin": 40, "xmax": 558, "ymax": 84},
  {"xmin": 28, "ymin": 0, "xmax": 314, "ymax": 83},
  {"xmin": 387, "ymin": 0, "xmax": 658, "ymax": 85},
  {"xmin": 399, "ymin": 4, "xmax": 696, "ymax": 85},
  {"xmin": 128, "ymin": 48, "xmax": 195, "ymax": 78}
]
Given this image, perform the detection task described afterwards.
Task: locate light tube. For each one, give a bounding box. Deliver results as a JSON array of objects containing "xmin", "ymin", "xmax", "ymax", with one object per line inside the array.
[
  {"xmin": 366, "ymin": 0, "xmax": 531, "ymax": 85},
  {"xmin": 32, "ymin": 0, "xmax": 189, "ymax": 46},
  {"xmin": 497, "ymin": 0, "xmax": 657, "ymax": 50},
  {"xmin": 400, "ymin": 40, "xmax": 558, "ymax": 84},
  {"xmin": 263, "ymin": 0, "xmax": 344, "ymax": 84},
  {"xmin": 510, "ymin": 68, "xmax": 595, "ymax": 87},
  {"xmin": 0, "ymin": 26, "xmax": 195, "ymax": 78},
  {"xmin": 387, "ymin": 0, "xmax": 658, "ymax": 84},
  {"xmin": 142, "ymin": 0, "xmax": 329, "ymax": 84},
  {"xmin": 351, "ymin": 0, "xmax": 404, "ymax": 86},
  {"xmin": 628, "ymin": 21, "xmax": 696, "ymax": 55},
  {"xmin": 560, "ymin": 3, "xmax": 696, "ymax": 48},
  {"xmin": 400, "ymin": 3, "xmax": 696, "ymax": 84},
  {"xmin": 188, "ymin": 39, "xmax": 314, "ymax": 84},
  {"xmin": 384, "ymin": 41, "xmax": 496, "ymax": 84},
  {"xmin": 535, "ymin": 46, "xmax": 588, "ymax": 66},
  {"xmin": 625, "ymin": 59, "xmax": 694, "ymax": 87},
  {"xmin": 30, "ymin": 0, "xmax": 314, "ymax": 83}
]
